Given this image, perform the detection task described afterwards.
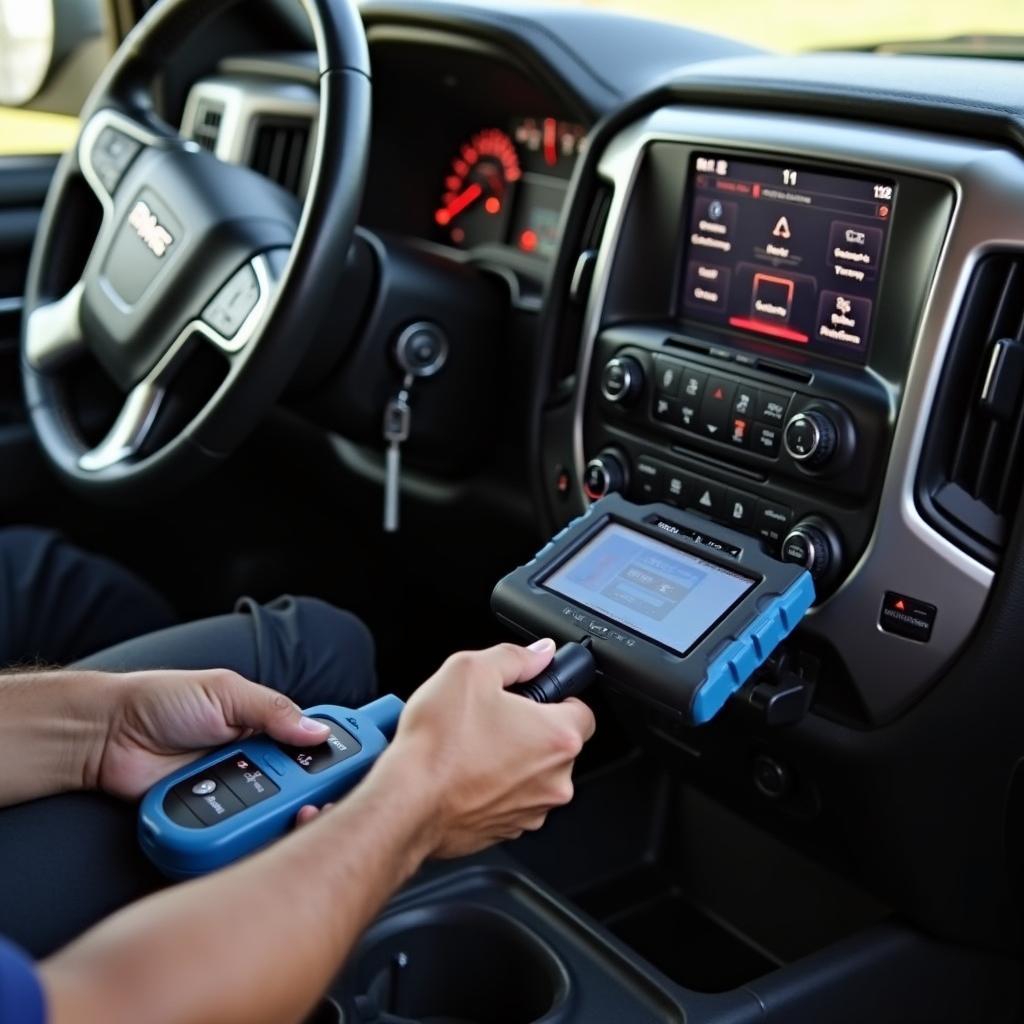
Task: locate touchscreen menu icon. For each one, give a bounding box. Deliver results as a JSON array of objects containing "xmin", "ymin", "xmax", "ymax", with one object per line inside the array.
[
  {"xmin": 828, "ymin": 220, "xmax": 882, "ymax": 283},
  {"xmin": 816, "ymin": 291, "xmax": 872, "ymax": 349}
]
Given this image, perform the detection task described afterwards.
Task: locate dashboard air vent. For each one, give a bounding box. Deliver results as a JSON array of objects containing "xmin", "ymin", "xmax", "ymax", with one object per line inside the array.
[
  {"xmin": 920, "ymin": 254, "xmax": 1024, "ymax": 564},
  {"xmin": 248, "ymin": 117, "xmax": 310, "ymax": 196},
  {"xmin": 192, "ymin": 100, "xmax": 224, "ymax": 153}
]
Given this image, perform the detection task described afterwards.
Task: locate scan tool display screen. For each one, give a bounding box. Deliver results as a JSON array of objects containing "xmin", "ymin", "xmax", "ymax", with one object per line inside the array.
[
  {"xmin": 542, "ymin": 523, "xmax": 756, "ymax": 656},
  {"xmin": 679, "ymin": 152, "xmax": 896, "ymax": 362}
]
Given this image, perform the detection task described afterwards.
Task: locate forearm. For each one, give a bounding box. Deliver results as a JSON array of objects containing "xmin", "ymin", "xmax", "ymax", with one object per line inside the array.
[
  {"xmin": 0, "ymin": 671, "xmax": 113, "ymax": 806},
  {"xmin": 41, "ymin": 743, "xmax": 438, "ymax": 1024}
]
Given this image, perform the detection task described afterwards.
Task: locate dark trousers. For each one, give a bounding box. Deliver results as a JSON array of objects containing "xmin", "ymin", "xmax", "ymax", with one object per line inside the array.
[{"xmin": 0, "ymin": 528, "xmax": 376, "ymax": 957}]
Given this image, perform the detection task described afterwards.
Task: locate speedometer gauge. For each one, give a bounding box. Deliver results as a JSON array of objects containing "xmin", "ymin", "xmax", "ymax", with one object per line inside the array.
[{"xmin": 435, "ymin": 128, "xmax": 520, "ymax": 248}]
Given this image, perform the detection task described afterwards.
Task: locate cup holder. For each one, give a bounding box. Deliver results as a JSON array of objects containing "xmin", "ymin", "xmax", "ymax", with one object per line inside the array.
[{"xmin": 338, "ymin": 903, "xmax": 571, "ymax": 1024}]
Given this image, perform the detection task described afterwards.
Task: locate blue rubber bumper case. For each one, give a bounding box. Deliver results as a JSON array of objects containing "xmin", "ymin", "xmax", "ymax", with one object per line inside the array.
[
  {"xmin": 139, "ymin": 695, "xmax": 404, "ymax": 879},
  {"xmin": 492, "ymin": 494, "xmax": 815, "ymax": 725}
]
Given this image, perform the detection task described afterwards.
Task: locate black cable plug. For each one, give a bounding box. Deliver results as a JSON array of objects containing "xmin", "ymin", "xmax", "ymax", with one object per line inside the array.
[{"xmin": 507, "ymin": 642, "xmax": 596, "ymax": 703}]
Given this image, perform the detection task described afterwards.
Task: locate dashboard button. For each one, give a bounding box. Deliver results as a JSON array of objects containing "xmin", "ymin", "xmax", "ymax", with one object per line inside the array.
[
  {"xmin": 728, "ymin": 415, "xmax": 751, "ymax": 449},
  {"xmin": 679, "ymin": 366, "xmax": 707, "ymax": 404},
  {"xmin": 726, "ymin": 489, "xmax": 757, "ymax": 529},
  {"xmin": 756, "ymin": 390, "xmax": 792, "ymax": 426},
  {"xmin": 653, "ymin": 357, "xmax": 683, "ymax": 397},
  {"xmin": 698, "ymin": 376, "xmax": 737, "ymax": 439},
  {"xmin": 755, "ymin": 501, "xmax": 794, "ymax": 544},
  {"xmin": 733, "ymin": 382, "xmax": 758, "ymax": 418},
  {"xmin": 752, "ymin": 423, "xmax": 782, "ymax": 457},
  {"xmin": 679, "ymin": 397, "xmax": 700, "ymax": 431},
  {"xmin": 634, "ymin": 458, "xmax": 661, "ymax": 500},
  {"xmin": 653, "ymin": 394, "xmax": 679, "ymax": 424},
  {"xmin": 662, "ymin": 467, "xmax": 689, "ymax": 505},
  {"xmin": 685, "ymin": 476, "xmax": 726, "ymax": 518}
]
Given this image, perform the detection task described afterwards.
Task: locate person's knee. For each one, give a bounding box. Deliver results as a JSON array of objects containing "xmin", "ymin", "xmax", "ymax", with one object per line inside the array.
[{"xmin": 288, "ymin": 597, "xmax": 377, "ymax": 702}]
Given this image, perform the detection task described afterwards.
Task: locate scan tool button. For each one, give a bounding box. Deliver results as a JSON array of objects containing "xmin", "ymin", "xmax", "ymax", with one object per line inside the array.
[
  {"xmin": 191, "ymin": 778, "xmax": 217, "ymax": 796},
  {"xmin": 276, "ymin": 718, "xmax": 362, "ymax": 774},
  {"xmin": 215, "ymin": 754, "xmax": 281, "ymax": 808},
  {"xmin": 174, "ymin": 776, "xmax": 245, "ymax": 827}
]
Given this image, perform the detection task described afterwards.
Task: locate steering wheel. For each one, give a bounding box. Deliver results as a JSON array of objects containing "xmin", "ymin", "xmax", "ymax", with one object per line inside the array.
[{"xmin": 20, "ymin": 0, "xmax": 370, "ymax": 500}]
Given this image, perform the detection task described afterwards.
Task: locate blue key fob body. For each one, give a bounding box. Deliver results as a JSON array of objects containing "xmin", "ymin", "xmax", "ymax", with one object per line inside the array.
[{"xmin": 139, "ymin": 695, "xmax": 404, "ymax": 879}]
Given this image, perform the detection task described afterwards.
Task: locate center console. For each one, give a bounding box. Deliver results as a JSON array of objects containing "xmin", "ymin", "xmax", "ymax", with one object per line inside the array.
[{"xmin": 540, "ymin": 106, "xmax": 1020, "ymax": 725}]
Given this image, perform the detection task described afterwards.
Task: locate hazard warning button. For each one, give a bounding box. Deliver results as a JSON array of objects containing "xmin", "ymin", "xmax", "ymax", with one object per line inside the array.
[{"xmin": 879, "ymin": 591, "xmax": 937, "ymax": 643}]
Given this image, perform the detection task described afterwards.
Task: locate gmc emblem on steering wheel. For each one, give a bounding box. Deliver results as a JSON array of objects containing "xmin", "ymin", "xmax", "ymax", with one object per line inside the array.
[{"xmin": 128, "ymin": 200, "xmax": 174, "ymax": 258}]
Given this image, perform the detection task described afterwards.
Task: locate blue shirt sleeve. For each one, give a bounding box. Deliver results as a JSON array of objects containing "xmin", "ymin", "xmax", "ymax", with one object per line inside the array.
[{"xmin": 0, "ymin": 937, "xmax": 45, "ymax": 1024}]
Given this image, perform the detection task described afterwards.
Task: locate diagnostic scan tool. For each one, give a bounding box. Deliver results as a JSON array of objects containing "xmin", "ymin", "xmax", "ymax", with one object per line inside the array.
[
  {"xmin": 139, "ymin": 696, "xmax": 404, "ymax": 879},
  {"xmin": 139, "ymin": 648, "xmax": 595, "ymax": 878},
  {"xmin": 492, "ymin": 493, "xmax": 815, "ymax": 724}
]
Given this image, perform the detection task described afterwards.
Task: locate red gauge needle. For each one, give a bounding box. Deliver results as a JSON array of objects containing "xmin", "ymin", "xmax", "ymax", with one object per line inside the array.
[
  {"xmin": 543, "ymin": 117, "xmax": 557, "ymax": 167},
  {"xmin": 435, "ymin": 182, "xmax": 483, "ymax": 226}
]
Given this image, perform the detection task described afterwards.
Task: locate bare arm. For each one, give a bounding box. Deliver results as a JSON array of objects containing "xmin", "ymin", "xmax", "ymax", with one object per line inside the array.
[
  {"xmin": 39, "ymin": 641, "xmax": 596, "ymax": 1024},
  {"xmin": 0, "ymin": 668, "xmax": 331, "ymax": 808}
]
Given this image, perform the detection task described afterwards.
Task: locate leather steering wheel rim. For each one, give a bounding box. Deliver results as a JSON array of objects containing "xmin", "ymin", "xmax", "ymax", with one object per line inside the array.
[{"xmin": 20, "ymin": 0, "xmax": 370, "ymax": 501}]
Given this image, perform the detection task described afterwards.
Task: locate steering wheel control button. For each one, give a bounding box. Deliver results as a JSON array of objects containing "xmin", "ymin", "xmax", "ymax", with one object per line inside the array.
[
  {"xmin": 394, "ymin": 322, "xmax": 449, "ymax": 378},
  {"xmin": 784, "ymin": 410, "xmax": 838, "ymax": 467},
  {"xmin": 91, "ymin": 127, "xmax": 142, "ymax": 193},
  {"xmin": 173, "ymin": 775, "xmax": 245, "ymax": 827},
  {"xmin": 191, "ymin": 779, "xmax": 217, "ymax": 796},
  {"xmin": 583, "ymin": 450, "xmax": 627, "ymax": 500},
  {"xmin": 879, "ymin": 592, "xmax": 937, "ymax": 643},
  {"xmin": 600, "ymin": 356, "xmax": 643, "ymax": 404},
  {"xmin": 202, "ymin": 264, "xmax": 261, "ymax": 340},
  {"xmin": 276, "ymin": 719, "xmax": 362, "ymax": 775}
]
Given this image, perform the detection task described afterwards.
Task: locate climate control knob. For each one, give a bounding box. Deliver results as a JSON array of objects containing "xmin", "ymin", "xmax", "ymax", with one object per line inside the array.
[
  {"xmin": 600, "ymin": 356, "xmax": 644, "ymax": 405},
  {"xmin": 781, "ymin": 519, "xmax": 840, "ymax": 585},
  {"xmin": 583, "ymin": 450, "xmax": 628, "ymax": 501},
  {"xmin": 784, "ymin": 410, "xmax": 838, "ymax": 468}
]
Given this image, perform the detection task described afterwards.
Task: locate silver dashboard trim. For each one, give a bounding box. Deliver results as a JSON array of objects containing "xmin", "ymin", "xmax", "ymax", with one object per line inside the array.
[
  {"xmin": 572, "ymin": 106, "xmax": 1016, "ymax": 721},
  {"xmin": 180, "ymin": 76, "xmax": 319, "ymax": 196}
]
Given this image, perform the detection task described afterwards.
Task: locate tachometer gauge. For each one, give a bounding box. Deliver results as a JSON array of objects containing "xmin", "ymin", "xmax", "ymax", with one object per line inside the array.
[{"xmin": 436, "ymin": 128, "xmax": 520, "ymax": 248}]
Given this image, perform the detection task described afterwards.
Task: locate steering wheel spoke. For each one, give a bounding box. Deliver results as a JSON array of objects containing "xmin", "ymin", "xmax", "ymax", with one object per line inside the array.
[
  {"xmin": 24, "ymin": 281, "xmax": 86, "ymax": 373},
  {"xmin": 77, "ymin": 332, "xmax": 191, "ymax": 472}
]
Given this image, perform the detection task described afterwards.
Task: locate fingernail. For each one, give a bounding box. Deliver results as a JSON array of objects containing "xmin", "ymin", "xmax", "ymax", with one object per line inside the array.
[
  {"xmin": 300, "ymin": 716, "xmax": 329, "ymax": 732},
  {"xmin": 527, "ymin": 638, "xmax": 555, "ymax": 653}
]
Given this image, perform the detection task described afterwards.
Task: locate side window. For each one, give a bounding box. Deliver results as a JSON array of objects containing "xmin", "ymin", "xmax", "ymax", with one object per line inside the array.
[{"xmin": 0, "ymin": 0, "xmax": 114, "ymax": 156}]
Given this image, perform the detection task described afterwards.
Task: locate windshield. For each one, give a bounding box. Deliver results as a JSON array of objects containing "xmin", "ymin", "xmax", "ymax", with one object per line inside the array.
[{"xmin": 512, "ymin": 0, "xmax": 1024, "ymax": 54}]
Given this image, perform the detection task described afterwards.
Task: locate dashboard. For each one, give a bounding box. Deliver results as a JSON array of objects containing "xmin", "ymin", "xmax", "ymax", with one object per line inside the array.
[
  {"xmin": 163, "ymin": 0, "xmax": 1024, "ymax": 981},
  {"xmin": 181, "ymin": 33, "xmax": 591, "ymax": 271}
]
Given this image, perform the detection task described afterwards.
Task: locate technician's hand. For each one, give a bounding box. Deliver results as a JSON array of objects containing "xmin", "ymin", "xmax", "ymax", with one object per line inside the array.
[
  {"xmin": 93, "ymin": 669, "xmax": 330, "ymax": 799},
  {"xmin": 365, "ymin": 639, "xmax": 596, "ymax": 857}
]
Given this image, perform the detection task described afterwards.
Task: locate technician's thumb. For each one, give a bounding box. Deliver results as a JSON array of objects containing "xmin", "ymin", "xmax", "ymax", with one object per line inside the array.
[{"xmin": 227, "ymin": 679, "xmax": 330, "ymax": 746}]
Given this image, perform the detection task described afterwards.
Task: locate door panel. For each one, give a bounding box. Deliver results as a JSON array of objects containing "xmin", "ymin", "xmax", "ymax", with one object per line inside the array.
[{"xmin": 0, "ymin": 155, "xmax": 58, "ymax": 508}]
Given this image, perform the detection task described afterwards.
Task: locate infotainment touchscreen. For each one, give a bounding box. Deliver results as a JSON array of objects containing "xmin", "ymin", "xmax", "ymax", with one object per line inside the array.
[
  {"xmin": 542, "ymin": 522, "xmax": 755, "ymax": 657},
  {"xmin": 678, "ymin": 152, "xmax": 895, "ymax": 362}
]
